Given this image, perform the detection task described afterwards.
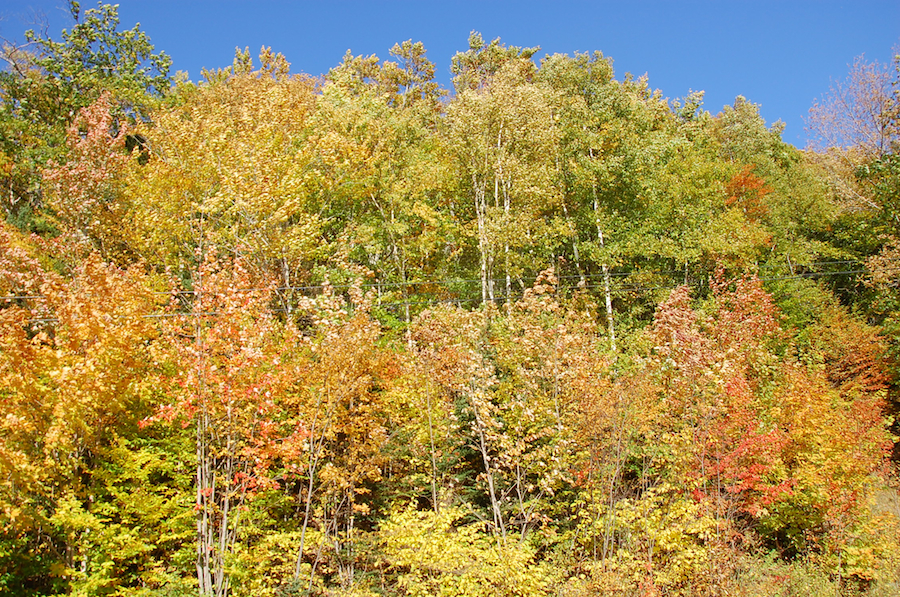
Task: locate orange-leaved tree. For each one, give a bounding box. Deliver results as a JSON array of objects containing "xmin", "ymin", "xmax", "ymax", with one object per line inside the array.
[
  {"xmin": 42, "ymin": 92, "xmax": 138, "ymax": 265},
  {"xmin": 143, "ymin": 249, "xmax": 307, "ymax": 597},
  {"xmin": 604, "ymin": 271, "xmax": 894, "ymax": 593},
  {"xmin": 0, "ymin": 223, "xmax": 164, "ymax": 592}
]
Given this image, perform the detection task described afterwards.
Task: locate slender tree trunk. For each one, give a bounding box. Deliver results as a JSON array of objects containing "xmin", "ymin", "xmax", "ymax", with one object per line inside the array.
[
  {"xmin": 196, "ymin": 380, "xmax": 207, "ymax": 588},
  {"xmin": 598, "ymin": 228, "xmax": 616, "ymax": 353},
  {"xmin": 281, "ymin": 252, "xmax": 292, "ymax": 316},
  {"xmin": 562, "ymin": 201, "xmax": 585, "ymax": 286},
  {"xmin": 602, "ymin": 404, "xmax": 628, "ymax": 561},
  {"xmin": 194, "ymin": 233, "xmax": 214, "ymax": 597},
  {"xmin": 504, "ymin": 181, "xmax": 511, "ymax": 308},
  {"xmin": 370, "ymin": 194, "xmax": 411, "ymax": 327},
  {"xmin": 591, "ymin": 190, "xmax": 616, "ymax": 352},
  {"xmin": 308, "ymin": 493, "xmax": 347, "ymax": 593},
  {"xmin": 476, "ymin": 418, "xmax": 505, "ymax": 542},
  {"xmin": 426, "ymin": 386, "xmax": 439, "ymax": 513},
  {"xmin": 474, "ymin": 174, "xmax": 490, "ymax": 304},
  {"xmin": 470, "ymin": 384, "xmax": 505, "ymax": 543},
  {"xmin": 495, "ymin": 125, "xmax": 512, "ymax": 306},
  {"xmin": 293, "ymin": 388, "xmax": 333, "ymax": 579}
]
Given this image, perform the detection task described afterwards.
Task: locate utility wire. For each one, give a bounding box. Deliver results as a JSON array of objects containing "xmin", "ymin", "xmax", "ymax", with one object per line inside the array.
[
  {"xmin": 11, "ymin": 264, "xmax": 878, "ymax": 327},
  {"xmin": 0, "ymin": 260, "xmax": 878, "ymax": 304}
]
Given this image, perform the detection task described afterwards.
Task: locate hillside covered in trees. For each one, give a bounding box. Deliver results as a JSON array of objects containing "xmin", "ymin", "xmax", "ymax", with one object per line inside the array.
[{"xmin": 1, "ymin": 3, "xmax": 899, "ymax": 596}]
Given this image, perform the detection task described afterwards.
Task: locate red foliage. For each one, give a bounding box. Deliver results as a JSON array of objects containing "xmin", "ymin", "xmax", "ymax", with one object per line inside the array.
[
  {"xmin": 646, "ymin": 269, "xmax": 892, "ymax": 547},
  {"xmin": 649, "ymin": 273, "xmax": 791, "ymax": 516}
]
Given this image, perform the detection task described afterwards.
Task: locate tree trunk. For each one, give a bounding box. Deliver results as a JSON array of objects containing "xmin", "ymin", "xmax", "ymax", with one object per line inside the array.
[
  {"xmin": 474, "ymin": 173, "xmax": 491, "ymax": 304},
  {"xmin": 591, "ymin": 185, "xmax": 616, "ymax": 352}
]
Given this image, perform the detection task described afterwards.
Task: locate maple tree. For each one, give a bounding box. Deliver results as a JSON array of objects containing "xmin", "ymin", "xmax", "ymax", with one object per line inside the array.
[
  {"xmin": 41, "ymin": 92, "xmax": 138, "ymax": 264},
  {"xmin": 593, "ymin": 273, "xmax": 893, "ymax": 593}
]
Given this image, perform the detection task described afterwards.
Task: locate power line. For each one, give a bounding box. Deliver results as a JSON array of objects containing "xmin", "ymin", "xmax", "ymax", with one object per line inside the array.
[
  {"xmin": 10, "ymin": 264, "xmax": 878, "ymax": 327},
  {"xmin": 759, "ymin": 269, "xmax": 868, "ymax": 282},
  {"xmin": 0, "ymin": 260, "xmax": 876, "ymax": 304}
]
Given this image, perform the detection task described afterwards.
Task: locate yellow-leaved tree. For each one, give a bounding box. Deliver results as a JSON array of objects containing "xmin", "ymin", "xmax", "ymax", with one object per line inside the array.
[{"xmin": 127, "ymin": 48, "xmax": 322, "ymax": 301}]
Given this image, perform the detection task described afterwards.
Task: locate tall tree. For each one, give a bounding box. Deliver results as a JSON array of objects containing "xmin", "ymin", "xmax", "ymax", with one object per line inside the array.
[
  {"xmin": 0, "ymin": 225, "xmax": 167, "ymax": 594},
  {"xmin": 145, "ymin": 252, "xmax": 306, "ymax": 597},
  {"xmin": 127, "ymin": 48, "xmax": 321, "ymax": 298},
  {"xmin": 808, "ymin": 52, "xmax": 898, "ymax": 161},
  {"xmin": 41, "ymin": 92, "xmax": 137, "ymax": 264},
  {"xmin": 446, "ymin": 36, "xmax": 561, "ymax": 304},
  {"xmin": 0, "ymin": 1, "xmax": 171, "ymax": 228},
  {"xmin": 311, "ymin": 42, "xmax": 452, "ymax": 325}
]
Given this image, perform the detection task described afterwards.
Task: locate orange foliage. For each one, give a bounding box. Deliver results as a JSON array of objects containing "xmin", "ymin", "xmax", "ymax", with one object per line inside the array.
[
  {"xmin": 0, "ymin": 228, "xmax": 159, "ymax": 533},
  {"xmin": 724, "ymin": 165, "xmax": 772, "ymax": 221},
  {"xmin": 42, "ymin": 93, "xmax": 136, "ymax": 262}
]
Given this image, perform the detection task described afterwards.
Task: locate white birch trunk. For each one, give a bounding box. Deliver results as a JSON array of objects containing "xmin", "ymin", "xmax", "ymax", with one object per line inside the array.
[{"xmin": 589, "ymin": 150, "xmax": 616, "ymax": 353}]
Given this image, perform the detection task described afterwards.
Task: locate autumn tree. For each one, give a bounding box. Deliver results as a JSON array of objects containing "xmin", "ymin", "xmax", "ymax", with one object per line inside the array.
[
  {"xmin": 538, "ymin": 53, "xmax": 773, "ymax": 342},
  {"xmin": 284, "ymin": 289, "xmax": 394, "ymax": 594},
  {"xmin": 808, "ymin": 52, "xmax": 898, "ymax": 161},
  {"xmin": 537, "ymin": 51, "xmax": 623, "ymax": 347},
  {"xmin": 1, "ymin": 25, "xmax": 898, "ymax": 597},
  {"xmin": 446, "ymin": 36, "xmax": 562, "ymax": 304},
  {"xmin": 126, "ymin": 48, "xmax": 321, "ymax": 301},
  {"xmin": 41, "ymin": 92, "xmax": 138, "ymax": 264},
  {"xmin": 0, "ymin": 0, "xmax": 170, "ymax": 228},
  {"xmin": 404, "ymin": 271, "xmax": 594, "ymax": 548},
  {"xmin": 806, "ymin": 51, "xmax": 900, "ymax": 263},
  {"xmin": 586, "ymin": 272, "xmax": 895, "ymax": 594},
  {"xmin": 310, "ymin": 42, "xmax": 453, "ymax": 325},
  {"xmin": 142, "ymin": 250, "xmax": 312, "ymax": 597},
  {"xmin": 0, "ymin": 224, "xmax": 177, "ymax": 594}
]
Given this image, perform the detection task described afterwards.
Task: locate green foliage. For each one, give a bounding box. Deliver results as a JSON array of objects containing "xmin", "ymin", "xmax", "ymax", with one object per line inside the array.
[
  {"xmin": 26, "ymin": 1, "xmax": 172, "ymax": 102},
  {"xmin": 48, "ymin": 435, "xmax": 194, "ymax": 595}
]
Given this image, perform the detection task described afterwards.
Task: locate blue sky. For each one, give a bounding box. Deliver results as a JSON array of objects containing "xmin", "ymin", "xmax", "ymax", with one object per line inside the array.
[{"xmin": 1, "ymin": 0, "xmax": 897, "ymax": 146}]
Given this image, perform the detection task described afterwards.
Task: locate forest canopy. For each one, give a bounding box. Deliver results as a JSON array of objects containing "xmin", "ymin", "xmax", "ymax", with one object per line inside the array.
[{"xmin": 1, "ymin": 3, "xmax": 899, "ymax": 596}]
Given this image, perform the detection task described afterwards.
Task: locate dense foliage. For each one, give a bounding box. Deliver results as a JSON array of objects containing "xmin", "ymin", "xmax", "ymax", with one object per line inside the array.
[{"xmin": 1, "ymin": 4, "xmax": 898, "ymax": 596}]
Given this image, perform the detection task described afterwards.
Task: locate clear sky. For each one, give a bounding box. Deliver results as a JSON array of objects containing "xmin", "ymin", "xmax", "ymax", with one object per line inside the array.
[{"xmin": 1, "ymin": 0, "xmax": 897, "ymax": 147}]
